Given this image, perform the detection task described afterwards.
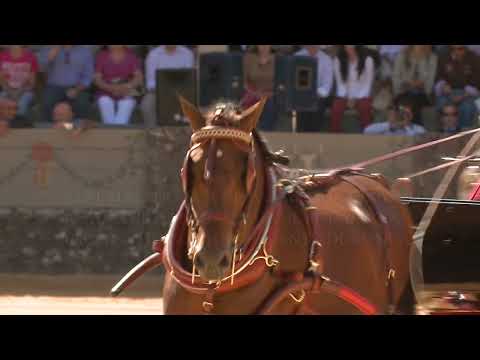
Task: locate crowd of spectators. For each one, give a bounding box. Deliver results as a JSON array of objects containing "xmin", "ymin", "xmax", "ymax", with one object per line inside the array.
[
  {"xmin": 0, "ymin": 45, "xmax": 478, "ymax": 137},
  {"xmin": 240, "ymin": 45, "xmax": 480, "ymax": 136},
  {"xmin": 0, "ymin": 45, "xmax": 195, "ymax": 131}
]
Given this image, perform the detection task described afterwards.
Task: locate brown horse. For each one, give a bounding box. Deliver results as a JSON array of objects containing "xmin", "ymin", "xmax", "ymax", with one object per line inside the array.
[{"xmin": 154, "ymin": 97, "xmax": 414, "ymax": 315}]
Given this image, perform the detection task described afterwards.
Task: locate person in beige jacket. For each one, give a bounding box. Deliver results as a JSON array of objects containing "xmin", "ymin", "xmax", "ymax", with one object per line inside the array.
[{"xmin": 392, "ymin": 45, "xmax": 438, "ymax": 125}]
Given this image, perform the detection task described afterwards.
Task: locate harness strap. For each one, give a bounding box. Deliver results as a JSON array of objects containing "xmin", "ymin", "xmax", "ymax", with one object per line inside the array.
[
  {"xmin": 203, "ymin": 288, "xmax": 216, "ymax": 314},
  {"xmin": 264, "ymin": 173, "xmax": 381, "ymax": 315},
  {"xmin": 256, "ymin": 274, "xmax": 381, "ymax": 315},
  {"xmin": 339, "ymin": 175, "xmax": 397, "ymax": 314}
]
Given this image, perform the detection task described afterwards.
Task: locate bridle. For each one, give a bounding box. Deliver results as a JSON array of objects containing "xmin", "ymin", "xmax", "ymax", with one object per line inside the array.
[{"xmin": 180, "ymin": 105, "xmax": 259, "ymax": 284}]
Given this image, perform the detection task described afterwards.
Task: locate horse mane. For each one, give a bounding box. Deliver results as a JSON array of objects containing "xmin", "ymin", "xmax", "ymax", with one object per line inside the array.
[{"xmin": 251, "ymin": 129, "xmax": 290, "ymax": 166}]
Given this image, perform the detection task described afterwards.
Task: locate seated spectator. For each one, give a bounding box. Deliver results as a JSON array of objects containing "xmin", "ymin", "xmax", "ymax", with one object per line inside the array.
[
  {"xmin": 435, "ymin": 45, "xmax": 480, "ymax": 129},
  {"xmin": 52, "ymin": 102, "xmax": 96, "ymax": 134},
  {"xmin": 364, "ymin": 95, "xmax": 426, "ymax": 136},
  {"xmin": 39, "ymin": 45, "xmax": 94, "ymax": 123},
  {"xmin": 331, "ymin": 45, "xmax": 375, "ymax": 132},
  {"xmin": 0, "ymin": 45, "xmax": 38, "ymax": 116},
  {"xmin": 53, "ymin": 102, "xmax": 77, "ymax": 128},
  {"xmin": 140, "ymin": 45, "xmax": 194, "ymax": 128},
  {"xmin": 94, "ymin": 45, "xmax": 143, "ymax": 125},
  {"xmin": 295, "ymin": 45, "xmax": 334, "ymax": 132},
  {"xmin": 0, "ymin": 98, "xmax": 33, "ymax": 129},
  {"xmin": 392, "ymin": 45, "xmax": 438, "ymax": 125},
  {"xmin": 242, "ymin": 45, "xmax": 277, "ymax": 131},
  {"xmin": 438, "ymin": 102, "xmax": 460, "ymax": 134}
]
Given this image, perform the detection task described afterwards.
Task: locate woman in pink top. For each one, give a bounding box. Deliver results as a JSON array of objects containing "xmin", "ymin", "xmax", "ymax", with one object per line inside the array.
[
  {"xmin": 0, "ymin": 45, "xmax": 38, "ymax": 116},
  {"xmin": 94, "ymin": 45, "xmax": 143, "ymax": 125}
]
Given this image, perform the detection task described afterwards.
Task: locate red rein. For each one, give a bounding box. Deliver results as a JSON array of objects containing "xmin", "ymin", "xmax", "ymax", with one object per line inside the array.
[
  {"xmin": 350, "ymin": 128, "xmax": 480, "ymax": 170},
  {"xmin": 256, "ymin": 276, "xmax": 380, "ymax": 315}
]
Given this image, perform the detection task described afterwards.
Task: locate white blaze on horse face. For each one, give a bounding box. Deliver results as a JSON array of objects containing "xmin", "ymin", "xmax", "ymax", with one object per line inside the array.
[{"xmin": 349, "ymin": 200, "xmax": 371, "ymax": 224}]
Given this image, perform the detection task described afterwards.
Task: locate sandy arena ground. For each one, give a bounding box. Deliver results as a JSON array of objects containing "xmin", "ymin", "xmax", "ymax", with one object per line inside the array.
[
  {"xmin": 0, "ymin": 274, "xmax": 165, "ymax": 315},
  {"xmin": 0, "ymin": 296, "xmax": 164, "ymax": 315}
]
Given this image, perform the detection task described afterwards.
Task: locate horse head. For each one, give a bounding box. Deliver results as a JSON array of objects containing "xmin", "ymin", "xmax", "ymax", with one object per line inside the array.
[{"xmin": 179, "ymin": 96, "xmax": 267, "ymax": 282}]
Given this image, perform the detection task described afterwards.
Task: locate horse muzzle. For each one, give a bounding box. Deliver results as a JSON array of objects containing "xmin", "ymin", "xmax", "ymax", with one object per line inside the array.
[{"xmin": 194, "ymin": 246, "xmax": 233, "ymax": 282}]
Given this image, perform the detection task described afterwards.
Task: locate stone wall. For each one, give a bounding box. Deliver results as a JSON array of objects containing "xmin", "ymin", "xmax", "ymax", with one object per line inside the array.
[{"xmin": 0, "ymin": 128, "xmax": 464, "ymax": 275}]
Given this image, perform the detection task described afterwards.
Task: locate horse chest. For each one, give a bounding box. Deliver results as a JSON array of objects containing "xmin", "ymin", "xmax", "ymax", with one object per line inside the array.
[{"xmin": 163, "ymin": 272, "xmax": 287, "ymax": 315}]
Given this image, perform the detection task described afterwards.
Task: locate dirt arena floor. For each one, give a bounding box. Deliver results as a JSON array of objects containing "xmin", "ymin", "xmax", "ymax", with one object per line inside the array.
[{"xmin": 0, "ymin": 274, "xmax": 164, "ymax": 315}]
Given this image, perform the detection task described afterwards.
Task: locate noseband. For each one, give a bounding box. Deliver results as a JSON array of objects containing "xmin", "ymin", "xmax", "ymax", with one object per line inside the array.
[{"xmin": 181, "ymin": 106, "xmax": 258, "ymax": 268}]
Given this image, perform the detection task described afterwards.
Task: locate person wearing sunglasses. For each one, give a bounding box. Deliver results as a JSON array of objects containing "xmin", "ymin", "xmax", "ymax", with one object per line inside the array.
[
  {"xmin": 364, "ymin": 94, "xmax": 426, "ymax": 136},
  {"xmin": 435, "ymin": 45, "xmax": 480, "ymax": 130},
  {"xmin": 38, "ymin": 45, "xmax": 94, "ymax": 124},
  {"xmin": 438, "ymin": 103, "xmax": 460, "ymax": 134}
]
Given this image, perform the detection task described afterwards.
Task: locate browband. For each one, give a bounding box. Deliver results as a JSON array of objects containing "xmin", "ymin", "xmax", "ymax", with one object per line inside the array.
[{"xmin": 191, "ymin": 126, "xmax": 252, "ymax": 146}]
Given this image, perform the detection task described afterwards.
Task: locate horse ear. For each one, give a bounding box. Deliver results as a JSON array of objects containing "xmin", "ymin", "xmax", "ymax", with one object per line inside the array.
[
  {"xmin": 239, "ymin": 97, "xmax": 268, "ymax": 132},
  {"xmin": 178, "ymin": 95, "xmax": 205, "ymax": 131}
]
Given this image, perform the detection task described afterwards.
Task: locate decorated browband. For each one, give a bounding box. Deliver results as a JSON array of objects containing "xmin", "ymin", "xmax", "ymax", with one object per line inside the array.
[{"xmin": 191, "ymin": 127, "xmax": 252, "ymax": 146}]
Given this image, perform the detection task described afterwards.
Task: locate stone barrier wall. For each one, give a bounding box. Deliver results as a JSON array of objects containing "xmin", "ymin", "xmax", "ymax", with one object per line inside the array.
[{"xmin": 0, "ymin": 128, "xmax": 463, "ymax": 275}]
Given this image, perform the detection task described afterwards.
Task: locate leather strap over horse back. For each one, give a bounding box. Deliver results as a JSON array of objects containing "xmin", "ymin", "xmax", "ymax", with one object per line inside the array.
[
  {"xmin": 256, "ymin": 168, "xmax": 385, "ymax": 315},
  {"xmin": 339, "ymin": 174, "xmax": 397, "ymax": 314}
]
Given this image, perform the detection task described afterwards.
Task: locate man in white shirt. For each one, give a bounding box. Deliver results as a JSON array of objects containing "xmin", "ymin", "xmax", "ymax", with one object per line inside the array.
[
  {"xmin": 364, "ymin": 95, "xmax": 426, "ymax": 136},
  {"xmin": 294, "ymin": 45, "xmax": 334, "ymax": 132},
  {"xmin": 140, "ymin": 45, "xmax": 194, "ymax": 128}
]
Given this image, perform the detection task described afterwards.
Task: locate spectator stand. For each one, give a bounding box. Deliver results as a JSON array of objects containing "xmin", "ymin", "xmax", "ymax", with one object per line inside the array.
[{"xmin": 6, "ymin": 45, "xmax": 480, "ymax": 134}]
